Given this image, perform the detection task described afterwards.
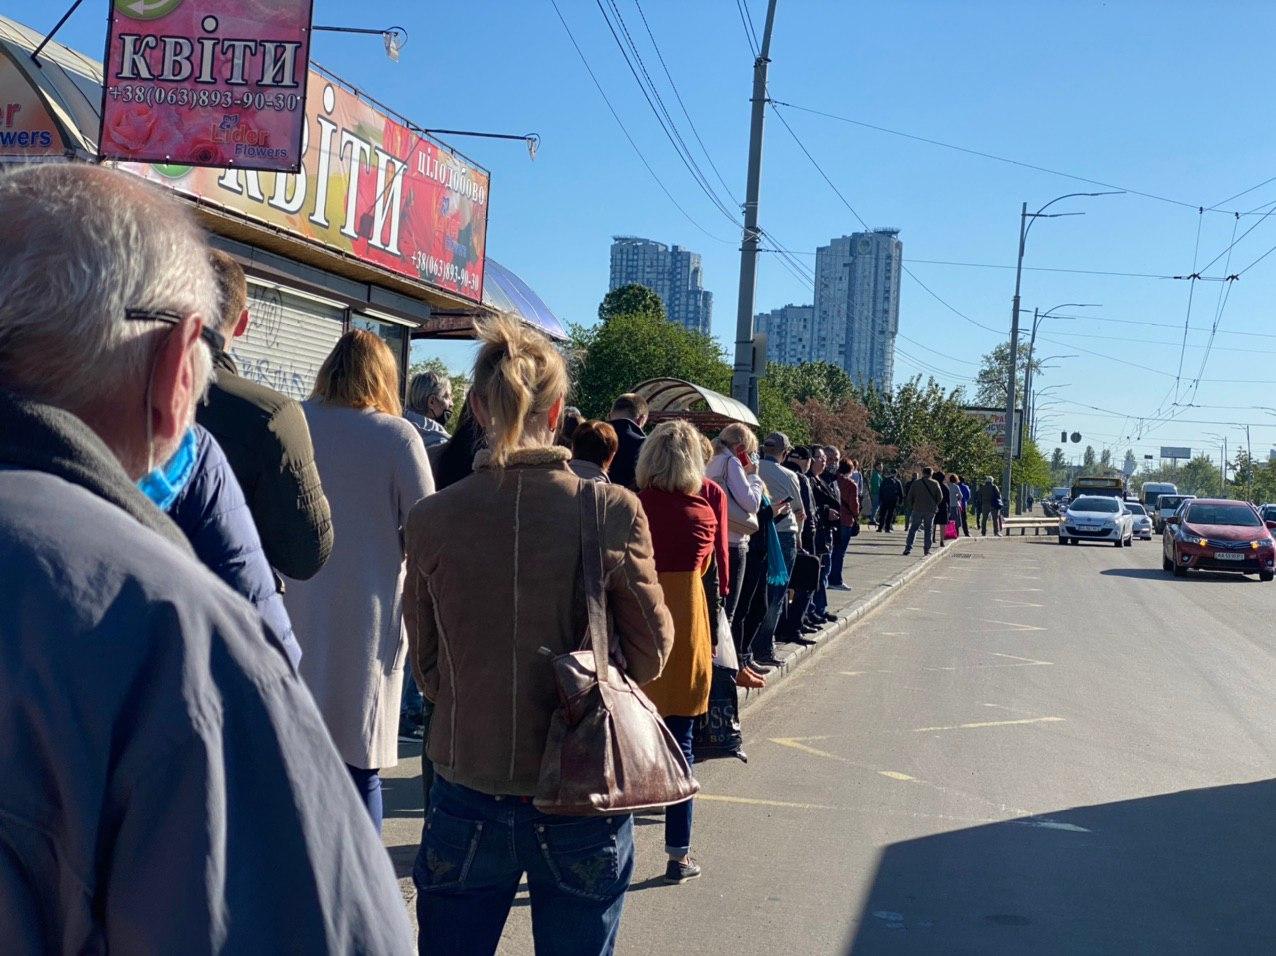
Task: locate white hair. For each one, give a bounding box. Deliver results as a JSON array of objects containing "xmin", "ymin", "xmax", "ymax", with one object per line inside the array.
[
  {"xmin": 407, "ymin": 369, "xmax": 449, "ymax": 415},
  {"xmin": 0, "ymin": 164, "xmax": 216, "ymax": 413}
]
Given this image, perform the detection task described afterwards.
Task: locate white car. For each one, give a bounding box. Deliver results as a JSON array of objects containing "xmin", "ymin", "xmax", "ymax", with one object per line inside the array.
[
  {"xmin": 1058, "ymin": 495, "xmax": 1135, "ymax": 547},
  {"xmin": 1124, "ymin": 502, "xmax": 1154, "ymax": 540}
]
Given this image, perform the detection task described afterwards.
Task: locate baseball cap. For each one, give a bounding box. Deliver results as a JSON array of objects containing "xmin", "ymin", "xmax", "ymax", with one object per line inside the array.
[{"xmin": 763, "ymin": 431, "xmax": 790, "ymax": 452}]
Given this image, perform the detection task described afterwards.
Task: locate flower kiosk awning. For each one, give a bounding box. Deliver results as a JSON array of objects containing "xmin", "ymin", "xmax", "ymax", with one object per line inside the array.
[
  {"xmin": 0, "ymin": 15, "xmax": 565, "ymax": 346},
  {"xmin": 632, "ymin": 378, "xmax": 759, "ymax": 432}
]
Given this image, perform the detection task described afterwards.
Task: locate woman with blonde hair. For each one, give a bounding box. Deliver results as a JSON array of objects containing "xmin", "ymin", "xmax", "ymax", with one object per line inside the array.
[
  {"xmin": 636, "ymin": 420, "xmax": 719, "ymax": 884},
  {"xmin": 283, "ymin": 329, "xmax": 434, "ymax": 832},
  {"xmin": 405, "ymin": 315, "xmax": 673, "ymax": 955}
]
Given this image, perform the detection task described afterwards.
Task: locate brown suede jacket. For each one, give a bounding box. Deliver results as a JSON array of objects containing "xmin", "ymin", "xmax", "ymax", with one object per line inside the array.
[{"xmin": 404, "ymin": 445, "xmax": 674, "ymax": 796}]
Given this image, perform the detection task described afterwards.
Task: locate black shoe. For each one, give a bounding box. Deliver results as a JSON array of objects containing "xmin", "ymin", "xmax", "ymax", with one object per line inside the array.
[
  {"xmin": 789, "ymin": 635, "xmax": 817, "ymax": 646},
  {"xmin": 746, "ymin": 661, "xmax": 773, "ymax": 675},
  {"xmin": 800, "ymin": 620, "xmax": 821, "ymax": 632},
  {"xmin": 819, "ymin": 611, "xmax": 839, "ymax": 623},
  {"xmin": 665, "ymin": 858, "xmax": 702, "ymax": 883},
  {"xmin": 754, "ymin": 656, "xmax": 784, "ymax": 668}
]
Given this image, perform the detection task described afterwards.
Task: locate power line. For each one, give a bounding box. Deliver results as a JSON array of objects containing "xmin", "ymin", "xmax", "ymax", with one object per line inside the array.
[
  {"xmin": 546, "ymin": 0, "xmax": 734, "ymax": 244},
  {"xmin": 759, "ymin": 250, "xmax": 1186, "ymax": 281},
  {"xmin": 593, "ymin": 0, "xmax": 742, "ymax": 228},
  {"xmin": 630, "ymin": 0, "xmax": 739, "ymax": 204},
  {"xmin": 768, "ymin": 100, "xmax": 1004, "ymax": 337},
  {"xmin": 734, "ymin": 0, "xmax": 759, "ymax": 56},
  {"xmin": 768, "ymin": 98, "xmax": 1244, "ymax": 216},
  {"xmin": 1172, "ymin": 209, "xmax": 1205, "ymax": 402}
]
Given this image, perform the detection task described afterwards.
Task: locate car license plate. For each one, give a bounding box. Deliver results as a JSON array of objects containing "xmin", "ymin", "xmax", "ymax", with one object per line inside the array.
[{"xmin": 1213, "ymin": 552, "xmax": 1244, "ymax": 561}]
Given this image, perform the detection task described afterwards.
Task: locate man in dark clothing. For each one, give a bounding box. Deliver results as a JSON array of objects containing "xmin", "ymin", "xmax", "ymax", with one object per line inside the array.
[
  {"xmin": 198, "ymin": 252, "xmax": 332, "ymax": 581},
  {"xmin": 778, "ymin": 447, "xmax": 824, "ymax": 644},
  {"xmin": 903, "ymin": 467, "xmax": 945, "ymax": 556},
  {"xmin": 878, "ymin": 470, "xmax": 904, "ymax": 532},
  {"xmin": 976, "ymin": 476, "xmax": 1005, "ymax": 536},
  {"xmin": 809, "ymin": 447, "xmax": 843, "ymax": 621},
  {"xmin": 606, "ymin": 392, "xmax": 649, "ymax": 491}
]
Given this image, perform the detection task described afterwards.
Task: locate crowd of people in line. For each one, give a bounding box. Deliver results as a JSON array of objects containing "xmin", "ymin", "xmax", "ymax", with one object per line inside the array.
[{"xmin": 0, "ymin": 164, "xmax": 1016, "ymax": 955}]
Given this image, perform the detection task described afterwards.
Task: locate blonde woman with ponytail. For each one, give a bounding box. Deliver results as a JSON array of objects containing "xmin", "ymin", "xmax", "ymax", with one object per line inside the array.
[{"xmin": 404, "ymin": 315, "xmax": 673, "ymax": 955}]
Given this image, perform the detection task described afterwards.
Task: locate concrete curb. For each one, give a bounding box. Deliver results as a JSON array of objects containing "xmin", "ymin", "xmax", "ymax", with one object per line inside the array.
[{"xmin": 737, "ymin": 540, "xmax": 963, "ymax": 714}]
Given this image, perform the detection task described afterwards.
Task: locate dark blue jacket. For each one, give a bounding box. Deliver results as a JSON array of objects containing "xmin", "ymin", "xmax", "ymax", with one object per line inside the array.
[
  {"xmin": 607, "ymin": 417, "xmax": 646, "ymax": 491},
  {"xmin": 170, "ymin": 426, "xmax": 302, "ymax": 668}
]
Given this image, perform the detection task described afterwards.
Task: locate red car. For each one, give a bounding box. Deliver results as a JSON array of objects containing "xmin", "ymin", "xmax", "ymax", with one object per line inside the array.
[{"xmin": 1162, "ymin": 498, "xmax": 1276, "ymax": 581}]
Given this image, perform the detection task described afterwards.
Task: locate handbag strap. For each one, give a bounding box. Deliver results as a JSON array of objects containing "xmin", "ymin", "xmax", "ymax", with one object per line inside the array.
[{"xmin": 579, "ymin": 478, "xmax": 611, "ymax": 686}]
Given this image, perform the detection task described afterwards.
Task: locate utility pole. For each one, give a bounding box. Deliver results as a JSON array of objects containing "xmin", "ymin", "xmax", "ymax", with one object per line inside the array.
[
  {"xmin": 731, "ymin": 0, "xmax": 779, "ymax": 412},
  {"xmin": 1003, "ymin": 202, "xmax": 1027, "ymax": 516}
]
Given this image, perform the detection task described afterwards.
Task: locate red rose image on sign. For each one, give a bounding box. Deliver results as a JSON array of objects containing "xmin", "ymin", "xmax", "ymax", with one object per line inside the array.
[{"xmin": 99, "ymin": 0, "xmax": 314, "ymax": 172}]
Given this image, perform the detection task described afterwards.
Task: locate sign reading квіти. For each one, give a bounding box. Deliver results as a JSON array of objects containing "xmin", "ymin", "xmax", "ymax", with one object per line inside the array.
[{"xmin": 98, "ymin": 0, "xmax": 314, "ymax": 173}]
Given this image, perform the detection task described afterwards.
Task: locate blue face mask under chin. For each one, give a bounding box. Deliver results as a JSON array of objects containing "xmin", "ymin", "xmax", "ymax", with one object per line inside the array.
[{"xmin": 137, "ymin": 427, "xmax": 199, "ymax": 510}]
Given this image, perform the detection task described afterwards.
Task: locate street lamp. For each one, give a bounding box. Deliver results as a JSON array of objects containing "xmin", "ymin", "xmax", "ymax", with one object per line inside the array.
[
  {"xmin": 313, "ymin": 25, "xmax": 409, "ymax": 62},
  {"xmin": 1003, "ymin": 193, "xmax": 1123, "ymax": 514},
  {"xmin": 1020, "ymin": 303, "xmax": 1098, "ymax": 469}
]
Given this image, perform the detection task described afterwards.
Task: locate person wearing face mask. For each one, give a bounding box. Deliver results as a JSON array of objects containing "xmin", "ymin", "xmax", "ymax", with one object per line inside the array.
[
  {"xmin": 0, "ymin": 164, "xmax": 412, "ymax": 952},
  {"xmin": 405, "ymin": 369, "xmax": 454, "ymax": 448}
]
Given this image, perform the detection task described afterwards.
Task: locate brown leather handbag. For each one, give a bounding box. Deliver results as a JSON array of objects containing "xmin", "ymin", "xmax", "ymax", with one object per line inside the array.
[{"xmin": 533, "ymin": 480, "xmax": 700, "ymax": 816}]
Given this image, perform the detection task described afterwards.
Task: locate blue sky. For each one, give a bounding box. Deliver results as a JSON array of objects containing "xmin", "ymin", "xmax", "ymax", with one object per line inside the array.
[{"xmin": 35, "ymin": 0, "xmax": 1276, "ymax": 467}]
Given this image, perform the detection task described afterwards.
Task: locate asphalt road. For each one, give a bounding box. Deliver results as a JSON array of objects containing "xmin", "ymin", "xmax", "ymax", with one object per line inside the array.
[
  {"xmin": 610, "ymin": 533, "xmax": 1276, "ymax": 954},
  {"xmin": 390, "ymin": 533, "xmax": 1276, "ymax": 954}
]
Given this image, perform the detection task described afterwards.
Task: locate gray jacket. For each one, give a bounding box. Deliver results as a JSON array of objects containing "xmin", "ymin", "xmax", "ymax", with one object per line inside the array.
[
  {"xmin": 0, "ymin": 391, "xmax": 412, "ymax": 954},
  {"xmin": 405, "ymin": 409, "xmax": 451, "ymax": 448}
]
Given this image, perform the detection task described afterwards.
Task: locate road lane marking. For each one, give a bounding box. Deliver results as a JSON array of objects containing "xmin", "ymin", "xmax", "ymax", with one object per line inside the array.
[
  {"xmin": 769, "ymin": 736, "xmax": 845, "ymax": 761},
  {"xmin": 877, "ymin": 770, "xmax": 916, "ymax": 781},
  {"xmin": 912, "ymin": 716, "xmax": 1065, "ymax": 732},
  {"xmin": 698, "ymin": 794, "xmax": 836, "ymax": 810},
  {"xmin": 994, "ymin": 598, "xmax": 1045, "ymax": 608},
  {"xmin": 989, "ymin": 652, "xmax": 1053, "ymax": 664},
  {"xmin": 1019, "ymin": 819, "xmax": 1090, "ymax": 832},
  {"xmin": 979, "ymin": 618, "xmax": 1047, "ymax": 631}
]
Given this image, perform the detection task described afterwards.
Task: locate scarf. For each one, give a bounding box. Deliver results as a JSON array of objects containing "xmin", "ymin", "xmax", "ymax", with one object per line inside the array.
[{"xmin": 761, "ymin": 493, "xmax": 789, "ymax": 587}]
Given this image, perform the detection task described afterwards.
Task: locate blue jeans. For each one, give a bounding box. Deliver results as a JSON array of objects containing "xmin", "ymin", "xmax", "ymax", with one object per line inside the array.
[
  {"xmin": 346, "ymin": 764, "xmax": 383, "ymax": 833},
  {"xmin": 416, "ymin": 777, "xmax": 635, "ymax": 956},
  {"xmin": 758, "ymin": 530, "xmax": 798, "ymax": 658},
  {"xmin": 662, "ymin": 716, "xmax": 696, "ymax": 856},
  {"xmin": 812, "ymin": 550, "xmax": 832, "ymax": 615},
  {"xmin": 830, "ymin": 525, "xmax": 851, "ymax": 586}
]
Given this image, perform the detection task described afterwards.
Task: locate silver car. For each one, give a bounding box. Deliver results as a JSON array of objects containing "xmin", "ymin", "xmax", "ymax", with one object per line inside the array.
[{"xmin": 1125, "ymin": 501, "xmax": 1154, "ymax": 540}]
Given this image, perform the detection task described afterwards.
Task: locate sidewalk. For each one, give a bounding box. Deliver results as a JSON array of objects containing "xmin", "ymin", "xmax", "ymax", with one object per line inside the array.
[
  {"xmin": 378, "ymin": 525, "xmax": 972, "ymax": 916},
  {"xmin": 737, "ymin": 526, "xmax": 962, "ymax": 710}
]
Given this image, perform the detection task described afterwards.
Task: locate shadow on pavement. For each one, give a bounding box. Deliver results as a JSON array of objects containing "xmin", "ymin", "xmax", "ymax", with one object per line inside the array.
[
  {"xmin": 1100, "ymin": 567, "xmax": 1261, "ymax": 583},
  {"xmin": 846, "ymin": 779, "xmax": 1276, "ymax": 954}
]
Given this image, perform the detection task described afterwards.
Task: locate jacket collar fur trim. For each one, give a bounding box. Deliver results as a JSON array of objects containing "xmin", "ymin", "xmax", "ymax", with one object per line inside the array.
[{"xmin": 472, "ymin": 445, "xmax": 571, "ymax": 471}]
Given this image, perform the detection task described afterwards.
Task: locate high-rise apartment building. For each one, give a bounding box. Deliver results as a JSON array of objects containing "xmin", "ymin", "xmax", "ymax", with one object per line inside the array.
[
  {"xmin": 754, "ymin": 303, "xmax": 815, "ymax": 367},
  {"xmin": 609, "ymin": 236, "xmax": 713, "ymax": 335},
  {"xmin": 812, "ymin": 229, "xmax": 902, "ymax": 390}
]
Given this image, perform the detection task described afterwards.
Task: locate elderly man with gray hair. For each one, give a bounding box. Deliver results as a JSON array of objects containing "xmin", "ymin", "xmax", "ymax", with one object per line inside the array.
[
  {"xmin": 405, "ymin": 367, "xmax": 454, "ymax": 448},
  {"xmin": 0, "ymin": 165, "xmax": 411, "ymax": 952}
]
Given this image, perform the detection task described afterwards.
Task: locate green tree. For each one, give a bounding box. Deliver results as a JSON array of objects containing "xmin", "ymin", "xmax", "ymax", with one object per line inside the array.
[
  {"xmin": 858, "ymin": 375, "xmax": 998, "ymax": 479},
  {"xmin": 1122, "ymin": 449, "xmax": 1137, "ymax": 476},
  {"xmin": 569, "ymin": 309, "xmax": 729, "ymax": 419},
  {"xmin": 1100, "ymin": 448, "xmax": 1112, "ymax": 470},
  {"xmin": 763, "ymin": 362, "xmax": 857, "ymax": 407},
  {"xmin": 1176, "ymin": 455, "xmax": 1224, "ymax": 497},
  {"xmin": 597, "ymin": 283, "xmax": 666, "ymax": 324},
  {"xmin": 973, "ymin": 340, "xmax": 1043, "ymax": 408},
  {"xmin": 1083, "ymin": 445, "xmax": 1097, "ymax": 470},
  {"xmin": 757, "ymin": 375, "xmax": 807, "ymax": 443},
  {"xmin": 1012, "ymin": 437, "xmax": 1052, "ymax": 499}
]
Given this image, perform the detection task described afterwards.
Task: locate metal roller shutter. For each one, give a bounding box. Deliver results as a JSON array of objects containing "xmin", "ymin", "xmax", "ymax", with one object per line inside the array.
[{"xmin": 229, "ymin": 283, "xmax": 347, "ymax": 401}]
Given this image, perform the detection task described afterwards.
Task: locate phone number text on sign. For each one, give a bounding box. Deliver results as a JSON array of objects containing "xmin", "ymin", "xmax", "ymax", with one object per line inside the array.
[
  {"xmin": 99, "ymin": 1, "xmax": 314, "ymax": 172},
  {"xmin": 107, "ymin": 85, "xmax": 303, "ymax": 113}
]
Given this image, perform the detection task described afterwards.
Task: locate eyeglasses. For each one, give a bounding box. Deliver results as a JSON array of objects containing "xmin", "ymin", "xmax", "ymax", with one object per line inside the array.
[{"xmin": 125, "ymin": 308, "xmax": 225, "ymax": 356}]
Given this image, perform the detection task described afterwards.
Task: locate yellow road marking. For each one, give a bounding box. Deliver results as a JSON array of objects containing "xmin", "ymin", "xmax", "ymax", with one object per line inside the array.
[
  {"xmin": 768, "ymin": 736, "xmax": 845, "ymax": 761},
  {"xmin": 697, "ymin": 794, "xmax": 835, "ymax": 810},
  {"xmin": 877, "ymin": 771, "xmax": 915, "ymax": 781},
  {"xmin": 913, "ymin": 716, "xmax": 1065, "ymax": 732}
]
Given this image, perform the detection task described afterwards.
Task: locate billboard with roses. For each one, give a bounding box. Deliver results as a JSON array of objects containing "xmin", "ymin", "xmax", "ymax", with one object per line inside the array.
[
  {"xmin": 99, "ymin": 0, "xmax": 313, "ymax": 172},
  {"xmin": 125, "ymin": 69, "xmax": 490, "ymax": 304}
]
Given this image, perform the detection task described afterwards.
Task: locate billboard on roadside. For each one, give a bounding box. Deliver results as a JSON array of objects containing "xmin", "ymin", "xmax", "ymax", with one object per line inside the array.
[
  {"xmin": 99, "ymin": 0, "xmax": 314, "ymax": 172},
  {"xmin": 124, "ymin": 68, "xmax": 490, "ymax": 303},
  {"xmin": 1160, "ymin": 446, "xmax": 1191, "ymax": 459},
  {"xmin": 963, "ymin": 406, "xmax": 1022, "ymax": 457},
  {"xmin": 0, "ymin": 50, "xmax": 67, "ymax": 160}
]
